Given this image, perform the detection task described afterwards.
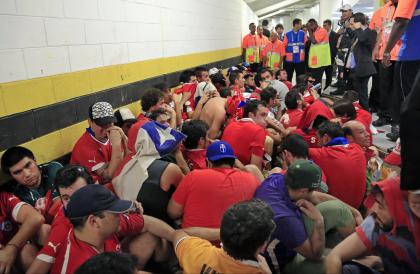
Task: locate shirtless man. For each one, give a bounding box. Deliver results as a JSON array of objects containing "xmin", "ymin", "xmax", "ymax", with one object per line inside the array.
[{"xmin": 193, "ymin": 88, "xmax": 232, "ymax": 140}]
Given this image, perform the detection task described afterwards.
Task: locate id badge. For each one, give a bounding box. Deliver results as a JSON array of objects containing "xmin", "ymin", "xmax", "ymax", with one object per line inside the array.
[{"xmin": 293, "ymin": 46, "xmax": 299, "ymax": 54}]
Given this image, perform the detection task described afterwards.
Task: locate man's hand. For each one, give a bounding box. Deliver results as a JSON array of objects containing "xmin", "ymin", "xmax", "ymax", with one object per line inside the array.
[
  {"xmin": 257, "ymin": 255, "xmax": 272, "ymax": 274},
  {"xmin": 296, "ymin": 199, "xmax": 323, "ymax": 221},
  {"xmin": 107, "ymin": 127, "xmax": 123, "ymax": 144},
  {"xmin": 132, "ymin": 201, "xmax": 144, "ymax": 215},
  {"xmin": 382, "ymin": 53, "xmax": 392, "ymax": 68},
  {"xmin": 0, "ymin": 245, "xmax": 18, "ymax": 274}
]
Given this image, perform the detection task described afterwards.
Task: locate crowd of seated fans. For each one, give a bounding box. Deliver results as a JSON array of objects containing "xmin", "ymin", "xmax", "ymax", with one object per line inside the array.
[{"xmin": 0, "ymin": 64, "xmax": 418, "ymax": 274}]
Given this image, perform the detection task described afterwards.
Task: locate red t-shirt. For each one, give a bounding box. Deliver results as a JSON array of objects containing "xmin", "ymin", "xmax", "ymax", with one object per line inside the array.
[
  {"xmin": 280, "ymin": 109, "xmax": 304, "ymax": 129},
  {"xmin": 70, "ymin": 130, "xmax": 112, "ymax": 183},
  {"xmin": 309, "ymin": 143, "xmax": 366, "ymax": 208},
  {"xmin": 182, "ymin": 149, "xmax": 207, "ymax": 170},
  {"xmin": 172, "ymin": 168, "xmax": 259, "ymax": 228},
  {"xmin": 0, "ymin": 193, "xmax": 26, "ymax": 246},
  {"xmin": 294, "ymin": 128, "xmax": 320, "ymax": 148},
  {"xmin": 221, "ymin": 120, "xmax": 266, "ymax": 165},
  {"xmin": 50, "ymin": 213, "xmax": 144, "ymax": 274}
]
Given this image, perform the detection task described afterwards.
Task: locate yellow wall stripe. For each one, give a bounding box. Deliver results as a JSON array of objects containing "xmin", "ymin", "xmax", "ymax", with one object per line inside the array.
[
  {"xmin": 0, "ymin": 47, "xmax": 241, "ymax": 118},
  {"xmin": 0, "ymin": 101, "xmax": 141, "ymax": 183}
]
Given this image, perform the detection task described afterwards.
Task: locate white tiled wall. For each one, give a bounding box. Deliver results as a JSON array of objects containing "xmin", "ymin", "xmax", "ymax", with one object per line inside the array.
[{"xmin": 0, "ymin": 0, "xmax": 257, "ymax": 83}]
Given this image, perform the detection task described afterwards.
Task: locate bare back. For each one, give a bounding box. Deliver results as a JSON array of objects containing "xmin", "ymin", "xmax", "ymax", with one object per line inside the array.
[{"xmin": 199, "ymin": 97, "xmax": 227, "ymax": 139}]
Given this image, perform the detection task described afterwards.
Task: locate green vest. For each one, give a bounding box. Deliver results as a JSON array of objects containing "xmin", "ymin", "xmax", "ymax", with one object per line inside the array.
[
  {"xmin": 309, "ymin": 42, "xmax": 331, "ymax": 68},
  {"xmin": 245, "ymin": 46, "xmax": 260, "ymax": 63},
  {"xmin": 266, "ymin": 52, "xmax": 281, "ymax": 69}
]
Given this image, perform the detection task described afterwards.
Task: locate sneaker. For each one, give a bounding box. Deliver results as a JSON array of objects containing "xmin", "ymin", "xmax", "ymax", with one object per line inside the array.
[
  {"xmin": 386, "ymin": 132, "xmax": 399, "ymax": 142},
  {"xmin": 372, "ymin": 117, "xmax": 390, "ymax": 127}
]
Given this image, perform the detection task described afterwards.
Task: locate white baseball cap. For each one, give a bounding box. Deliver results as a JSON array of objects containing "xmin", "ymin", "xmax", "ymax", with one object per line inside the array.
[{"xmin": 340, "ymin": 4, "xmax": 352, "ymax": 11}]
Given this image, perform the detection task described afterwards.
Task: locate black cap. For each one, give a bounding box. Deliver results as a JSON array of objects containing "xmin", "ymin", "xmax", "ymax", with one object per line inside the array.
[{"xmin": 66, "ymin": 184, "xmax": 134, "ymax": 219}]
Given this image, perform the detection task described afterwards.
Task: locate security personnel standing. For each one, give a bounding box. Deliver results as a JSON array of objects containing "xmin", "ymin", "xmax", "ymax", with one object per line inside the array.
[
  {"xmin": 242, "ymin": 23, "xmax": 260, "ymax": 72},
  {"xmin": 332, "ymin": 4, "xmax": 354, "ymax": 95},
  {"xmin": 283, "ymin": 18, "xmax": 307, "ymax": 82},
  {"xmin": 262, "ymin": 31, "xmax": 285, "ymax": 70}
]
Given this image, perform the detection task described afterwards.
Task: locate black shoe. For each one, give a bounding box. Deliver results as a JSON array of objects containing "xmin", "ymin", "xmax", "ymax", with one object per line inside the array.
[
  {"xmin": 330, "ymin": 89, "xmax": 344, "ymax": 96},
  {"xmin": 386, "ymin": 132, "xmax": 399, "ymax": 142},
  {"xmin": 372, "ymin": 117, "xmax": 390, "ymax": 127}
]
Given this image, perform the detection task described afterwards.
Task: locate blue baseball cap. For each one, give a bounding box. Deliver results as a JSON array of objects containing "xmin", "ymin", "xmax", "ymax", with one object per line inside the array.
[
  {"xmin": 66, "ymin": 184, "xmax": 134, "ymax": 219},
  {"xmin": 206, "ymin": 141, "xmax": 237, "ymax": 161}
]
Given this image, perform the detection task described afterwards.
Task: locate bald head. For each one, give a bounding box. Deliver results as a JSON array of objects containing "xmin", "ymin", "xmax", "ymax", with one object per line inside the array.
[{"xmin": 343, "ymin": 120, "xmax": 370, "ymax": 148}]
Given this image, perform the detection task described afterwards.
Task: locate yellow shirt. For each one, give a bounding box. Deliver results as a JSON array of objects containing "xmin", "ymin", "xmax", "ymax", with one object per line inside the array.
[{"xmin": 176, "ymin": 237, "xmax": 265, "ymax": 274}]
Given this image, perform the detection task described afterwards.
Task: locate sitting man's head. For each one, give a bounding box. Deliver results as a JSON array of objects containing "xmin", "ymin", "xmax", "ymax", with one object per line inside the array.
[
  {"xmin": 285, "ymin": 89, "xmax": 304, "ymax": 110},
  {"xmin": 75, "ymin": 252, "xmax": 139, "ymax": 274},
  {"xmin": 343, "ymin": 120, "xmax": 370, "ymax": 148},
  {"xmin": 114, "ymin": 108, "xmax": 137, "ymax": 136},
  {"xmin": 195, "ymin": 67, "xmax": 209, "ymax": 83},
  {"xmin": 210, "ymin": 72, "xmax": 227, "ymax": 91},
  {"xmin": 342, "ymin": 90, "xmax": 359, "ymax": 103},
  {"xmin": 333, "ymin": 99, "xmax": 356, "ymax": 123},
  {"xmin": 67, "ymin": 185, "xmax": 134, "ymax": 235},
  {"xmin": 244, "ymin": 100, "xmax": 268, "ymax": 128},
  {"xmin": 181, "ymin": 120, "xmax": 209, "ymax": 150},
  {"xmin": 55, "ymin": 165, "xmax": 94, "ymax": 209},
  {"xmin": 296, "ymin": 74, "xmax": 308, "ymax": 85},
  {"xmin": 260, "ymin": 87, "xmax": 277, "ymax": 108},
  {"xmin": 366, "ymin": 184, "xmax": 394, "ymax": 231},
  {"xmin": 149, "ymin": 109, "xmax": 170, "ymax": 127},
  {"xmin": 1, "ymin": 146, "xmax": 41, "ymax": 188},
  {"xmin": 229, "ymin": 70, "xmax": 245, "ymax": 89},
  {"xmin": 258, "ymin": 68, "xmax": 274, "ymax": 82},
  {"xmin": 280, "ymin": 134, "xmax": 309, "ymax": 166},
  {"xmin": 153, "ymin": 82, "xmax": 172, "ymax": 104},
  {"xmin": 205, "ymin": 141, "xmax": 237, "ymax": 168},
  {"xmin": 141, "ymin": 88, "xmax": 164, "ymax": 114},
  {"xmin": 179, "ymin": 69, "xmax": 196, "ymax": 84},
  {"xmin": 88, "ymin": 102, "xmax": 117, "ymax": 142},
  {"xmin": 316, "ymin": 121, "xmax": 345, "ymax": 146},
  {"xmin": 285, "ymin": 160, "xmax": 322, "ymax": 201},
  {"xmin": 221, "ymin": 199, "xmax": 275, "ymax": 260}
]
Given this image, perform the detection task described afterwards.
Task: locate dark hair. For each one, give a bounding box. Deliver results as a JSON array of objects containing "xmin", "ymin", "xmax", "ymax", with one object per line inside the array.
[
  {"xmin": 249, "ymin": 22, "xmax": 255, "ymax": 28},
  {"xmin": 285, "ymin": 90, "xmax": 300, "ymax": 110},
  {"xmin": 352, "ymin": 12, "xmax": 367, "ymax": 25},
  {"xmin": 228, "ymin": 70, "xmax": 242, "ymax": 86},
  {"xmin": 210, "ymin": 72, "xmax": 227, "ymax": 88},
  {"xmin": 244, "ymin": 73, "xmax": 253, "ymax": 80},
  {"xmin": 74, "ymin": 252, "xmax": 139, "ymax": 274},
  {"xmin": 280, "ymin": 134, "xmax": 309, "ymax": 158},
  {"xmin": 1, "ymin": 146, "xmax": 35, "ymax": 175},
  {"xmin": 70, "ymin": 211, "xmax": 105, "ymax": 229},
  {"xmin": 179, "ymin": 69, "xmax": 195, "ymax": 83},
  {"xmin": 181, "ymin": 120, "xmax": 209, "ymax": 149},
  {"xmin": 209, "ymin": 157, "xmax": 235, "ymax": 168},
  {"xmin": 293, "ymin": 18, "xmax": 302, "ymax": 26},
  {"xmin": 243, "ymin": 100, "xmax": 263, "ymax": 118},
  {"xmin": 221, "ymin": 199, "xmax": 275, "ymax": 260},
  {"xmin": 293, "ymin": 84, "xmax": 307, "ymax": 95},
  {"xmin": 317, "ymin": 121, "xmax": 344, "ymax": 139},
  {"xmin": 313, "ymin": 116, "xmax": 329, "ymax": 130},
  {"xmin": 333, "ymin": 99, "xmax": 356, "ymax": 120},
  {"xmin": 219, "ymin": 87, "xmax": 233, "ymax": 98},
  {"xmin": 148, "ymin": 108, "xmax": 167, "ymax": 122},
  {"xmin": 262, "ymin": 19, "xmax": 268, "ymax": 26},
  {"xmin": 141, "ymin": 88, "xmax": 164, "ymax": 112},
  {"xmin": 55, "ymin": 165, "xmax": 93, "ymax": 190},
  {"xmin": 308, "ymin": 18, "xmax": 317, "ymax": 24},
  {"xmin": 323, "ymin": 19, "xmax": 332, "ymax": 26},
  {"xmin": 296, "ymin": 74, "xmax": 308, "ymax": 85},
  {"xmin": 260, "ymin": 87, "xmax": 277, "ymax": 105},
  {"xmin": 153, "ymin": 82, "xmax": 168, "ymax": 92},
  {"xmin": 342, "ymin": 90, "xmax": 359, "ymax": 102},
  {"xmin": 275, "ymin": 23, "xmax": 284, "ymax": 30},
  {"xmin": 258, "ymin": 68, "xmax": 273, "ymax": 78},
  {"xmin": 195, "ymin": 67, "xmax": 207, "ymax": 78}
]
